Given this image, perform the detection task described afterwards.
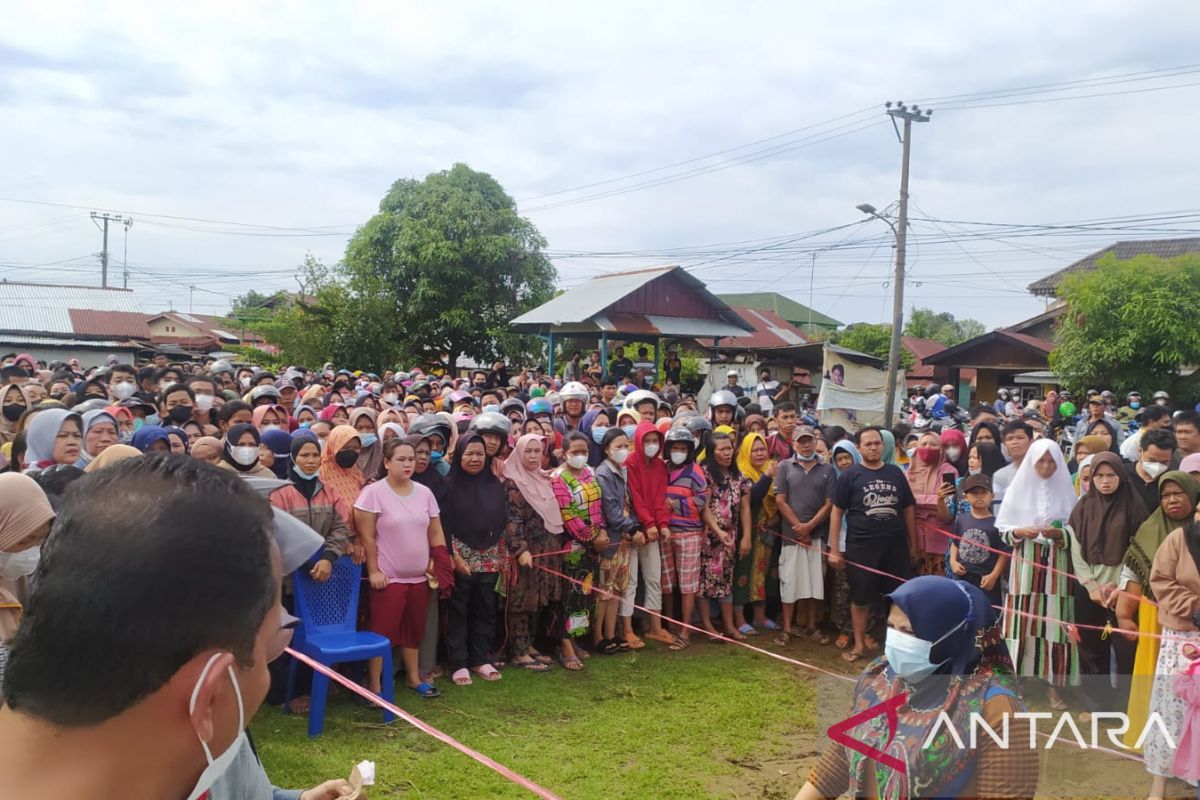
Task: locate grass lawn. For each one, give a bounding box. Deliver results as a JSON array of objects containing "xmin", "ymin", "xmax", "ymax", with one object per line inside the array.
[{"xmin": 251, "ymin": 640, "xmax": 830, "ymax": 799}]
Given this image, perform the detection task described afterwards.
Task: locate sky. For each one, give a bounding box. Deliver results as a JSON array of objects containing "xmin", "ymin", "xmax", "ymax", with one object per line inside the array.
[{"xmin": 2, "ymin": 1, "xmax": 1199, "ymax": 329}]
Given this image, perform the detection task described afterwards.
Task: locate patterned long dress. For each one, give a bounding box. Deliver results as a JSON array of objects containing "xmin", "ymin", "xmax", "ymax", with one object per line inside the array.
[
  {"xmin": 1000, "ymin": 532, "xmax": 1080, "ymax": 687},
  {"xmin": 550, "ymin": 466, "xmax": 602, "ymax": 638},
  {"xmin": 504, "ymin": 478, "xmax": 564, "ymax": 655},
  {"xmin": 732, "ymin": 474, "xmax": 780, "ymax": 607},
  {"xmin": 702, "ymin": 469, "xmax": 751, "ymax": 599}
]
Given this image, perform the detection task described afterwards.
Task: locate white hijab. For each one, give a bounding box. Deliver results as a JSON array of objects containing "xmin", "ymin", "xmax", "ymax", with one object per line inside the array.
[{"xmin": 995, "ymin": 438, "xmax": 1077, "ymax": 531}]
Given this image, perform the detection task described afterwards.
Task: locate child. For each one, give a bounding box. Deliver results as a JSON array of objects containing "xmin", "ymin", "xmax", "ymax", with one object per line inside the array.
[{"xmin": 948, "ymin": 473, "xmax": 1010, "ymax": 605}]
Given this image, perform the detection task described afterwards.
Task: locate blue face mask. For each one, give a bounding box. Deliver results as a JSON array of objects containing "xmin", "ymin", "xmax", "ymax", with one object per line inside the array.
[
  {"xmin": 591, "ymin": 426, "xmax": 608, "ymax": 444},
  {"xmin": 429, "ymin": 450, "xmax": 444, "ymax": 462},
  {"xmin": 1130, "ymin": 401, "xmax": 1141, "ymax": 410},
  {"xmin": 133, "ymin": 417, "xmax": 146, "ymax": 431},
  {"xmin": 299, "ymin": 421, "xmax": 312, "ymax": 429},
  {"xmin": 360, "ymin": 432, "xmax": 378, "ymax": 448},
  {"xmin": 884, "ymin": 621, "xmax": 964, "ymax": 683},
  {"xmin": 622, "ymin": 424, "xmax": 637, "ymax": 439},
  {"xmin": 294, "ymin": 466, "xmax": 319, "ymax": 480}
]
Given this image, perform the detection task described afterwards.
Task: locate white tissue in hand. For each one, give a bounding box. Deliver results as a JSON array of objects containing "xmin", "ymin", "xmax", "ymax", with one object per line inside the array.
[{"xmin": 356, "ymin": 760, "xmax": 376, "ymax": 786}]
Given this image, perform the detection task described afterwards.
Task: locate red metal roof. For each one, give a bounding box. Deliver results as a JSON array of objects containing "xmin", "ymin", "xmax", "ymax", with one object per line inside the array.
[
  {"xmin": 1006, "ymin": 332, "xmax": 1055, "ymax": 352},
  {"xmin": 68, "ymin": 309, "xmax": 151, "ymax": 339},
  {"xmin": 706, "ymin": 306, "xmax": 810, "ymax": 350}
]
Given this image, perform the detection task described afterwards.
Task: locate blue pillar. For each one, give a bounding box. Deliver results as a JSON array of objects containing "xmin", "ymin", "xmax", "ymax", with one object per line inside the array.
[
  {"xmin": 547, "ymin": 331, "xmax": 555, "ymax": 378},
  {"xmin": 600, "ymin": 331, "xmax": 608, "ymax": 378}
]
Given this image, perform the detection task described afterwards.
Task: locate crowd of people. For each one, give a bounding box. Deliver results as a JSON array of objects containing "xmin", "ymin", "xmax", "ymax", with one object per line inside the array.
[{"xmin": 3, "ymin": 347, "xmax": 1200, "ymax": 797}]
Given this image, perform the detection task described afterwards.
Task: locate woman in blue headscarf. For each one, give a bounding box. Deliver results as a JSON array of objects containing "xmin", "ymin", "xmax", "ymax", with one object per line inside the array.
[
  {"xmin": 130, "ymin": 424, "xmax": 170, "ymax": 455},
  {"xmin": 261, "ymin": 427, "xmax": 294, "ymax": 480},
  {"xmin": 798, "ymin": 575, "xmax": 1039, "ymax": 800}
]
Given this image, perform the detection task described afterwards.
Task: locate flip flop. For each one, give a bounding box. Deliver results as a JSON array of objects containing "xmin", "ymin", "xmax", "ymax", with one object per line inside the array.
[
  {"xmin": 512, "ymin": 657, "xmax": 552, "ymax": 673},
  {"xmin": 668, "ymin": 636, "xmax": 691, "ymax": 651},
  {"xmin": 473, "ymin": 664, "xmax": 502, "ymax": 682},
  {"xmin": 725, "ymin": 628, "xmax": 748, "ymax": 641},
  {"xmin": 598, "ymin": 638, "xmax": 623, "ymax": 655},
  {"xmin": 527, "ymin": 650, "xmax": 553, "ymax": 664},
  {"xmin": 834, "ymin": 634, "xmax": 851, "ymax": 650},
  {"xmin": 774, "ymin": 632, "xmax": 792, "ymax": 647},
  {"xmin": 841, "ymin": 650, "xmax": 865, "ymax": 663},
  {"xmin": 451, "ymin": 668, "xmax": 472, "ymax": 686},
  {"xmin": 646, "ymin": 630, "xmax": 678, "ymax": 646},
  {"xmin": 807, "ymin": 628, "xmax": 831, "ymax": 646},
  {"xmin": 761, "ymin": 619, "xmax": 782, "ymax": 631},
  {"xmin": 623, "ymin": 634, "xmax": 646, "ymax": 650},
  {"xmin": 737, "ymin": 622, "xmax": 760, "ymax": 636},
  {"xmin": 559, "ymin": 654, "xmax": 584, "ymax": 671},
  {"xmin": 410, "ymin": 682, "xmax": 441, "ymax": 698}
]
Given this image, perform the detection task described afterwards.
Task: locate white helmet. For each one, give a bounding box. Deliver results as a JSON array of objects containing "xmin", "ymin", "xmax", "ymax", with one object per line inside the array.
[
  {"xmin": 624, "ymin": 389, "xmax": 659, "ymax": 411},
  {"xmin": 708, "ymin": 389, "xmax": 738, "ymax": 410},
  {"xmin": 559, "ymin": 381, "xmax": 589, "ymax": 402}
]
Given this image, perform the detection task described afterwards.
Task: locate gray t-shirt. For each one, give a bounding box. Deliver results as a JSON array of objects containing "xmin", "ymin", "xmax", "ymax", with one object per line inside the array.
[{"xmin": 773, "ymin": 458, "xmax": 836, "ymax": 543}]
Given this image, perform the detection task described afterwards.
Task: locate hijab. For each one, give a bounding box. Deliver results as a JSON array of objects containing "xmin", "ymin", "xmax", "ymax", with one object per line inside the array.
[
  {"xmin": 1126, "ymin": 473, "xmax": 1198, "ymax": 599},
  {"xmin": 742, "ymin": 414, "xmax": 767, "ymax": 438},
  {"xmin": 221, "ymin": 423, "xmax": 262, "ymax": 473},
  {"xmin": 1085, "ymin": 418, "xmax": 1121, "ymax": 454},
  {"xmin": 318, "ymin": 403, "xmax": 345, "ymax": 424},
  {"xmin": 162, "ymin": 426, "xmax": 190, "ymax": 454},
  {"xmin": 995, "ymin": 438, "xmax": 1077, "ymax": 530},
  {"xmin": 442, "ymin": 433, "xmax": 506, "ymax": 550},
  {"xmin": 888, "ymin": 575, "xmax": 1001, "ymax": 679},
  {"xmin": 78, "ymin": 409, "xmax": 118, "ymax": 466},
  {"xmin": 252, "ymin": 404, "xmax": 288, "ymax": 430},
  {"xmin": 880, "ymin": 429, "xmax": 898, "ymax": 465},
  {"xmin": 24, "ymin": 409, "xmax": 81, "ymax": 469},
  {"xmin": 83, "ymin": 443, "xmax": 141, "ymax": 473},
  {"xmin": 349, "ymin": 407, "xmax": 383, "ymax": 479},
  {"xmin": 0, "ymin": 472, "xmax": 55, "ymax": 550},
  {"xmin": 737, "ymin": 431, "xmax": 777, "ymax": 518},
  {"xmin": 131, "ymin": 424, "xmax": 170, "ymax": 454},
  {"xmin": 906, "ymin": 435, "xmax": 954, "ymax": 497},
  {"xmin": 319, "ymin": 424, "xmax": 365, "ymax": 506},
  {"xmin": 408, "ymin": 433, "xmax": 447, "ymax": 504},
  {"xmin": 971, "ymin": 441, "xmax": 1007, "ymax": 478},
  {"xmin": 288, "ymin": 436, "xmax": 323, "ymax": 500},
  {"xmin": 939, "ymin": 428, "xmax": 968, "ymax": 477},
  {"xmin": 261, "ymin": 428, "xmax": 294, "ymax": 480},
  {"xmin": 1068, "ymin": 451, "xmax": 1149, "ymax": 567},
  {"xmin": 503, "ymin": 433, "xmax": 564, "ymax": 534},
  {"xmin": 967, "ymin": 421, "xmax": 1002, "ymax": 452},
  {"xmin": 1183, "ymin": 453, "xmax": 1200, "ymax": 475},
  {"xmin": 831, "ymin": 439, "xmax": 861, "ymax": 477}
]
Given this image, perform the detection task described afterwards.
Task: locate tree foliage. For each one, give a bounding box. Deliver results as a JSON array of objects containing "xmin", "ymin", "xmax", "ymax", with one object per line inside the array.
[
  {"xmin": 829, "ymin": 323, "xmax": 915, "ymax": 369},
  {"xmin": 342, "ymin": 163, "xmax": 557, "ymax": 370},
  {"xmin": 1050, "ymin": 254, "xmax": 1200, "ymax": 393},
  {"xmin": 903, "ymin": 307, "xmax": 986, "ymax": 346}
]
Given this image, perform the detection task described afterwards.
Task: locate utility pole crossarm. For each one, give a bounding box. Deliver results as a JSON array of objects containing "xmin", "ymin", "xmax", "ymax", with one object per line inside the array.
[{"xmin": 89, "ymin": 211, "xmax": 130, "ymax": 289}]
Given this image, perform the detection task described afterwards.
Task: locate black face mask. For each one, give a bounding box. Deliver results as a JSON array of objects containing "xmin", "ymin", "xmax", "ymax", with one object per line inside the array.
[
  {"xmin": 167, "ymin": 405, "xmax": 193, "ymax": 424},
  {"xmin": 2, "ymin": 404, "xmax": 24, "ymax": 422},
  {"xmin": 335, "ymin": 449, "xmax": 359, "ymax": 469}
]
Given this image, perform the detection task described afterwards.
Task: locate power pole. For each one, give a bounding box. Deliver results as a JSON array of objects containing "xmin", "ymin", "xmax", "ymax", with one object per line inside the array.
[
  {"xmin": 882, "ymin": 101, "xmax": 931, "ymax": 427},
  {"xmin": 122, "ymin": 217, "xmax": 133, "ymax": 289},
  {"xmin": 90, "ymin": 212, "xmax": 131, "ymax": 289}
]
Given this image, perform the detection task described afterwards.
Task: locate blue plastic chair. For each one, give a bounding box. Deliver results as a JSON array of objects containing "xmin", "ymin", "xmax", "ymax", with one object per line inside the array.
[{"xmin": 287, "ymin": 556, "xmax": 396, "ymax": 737}]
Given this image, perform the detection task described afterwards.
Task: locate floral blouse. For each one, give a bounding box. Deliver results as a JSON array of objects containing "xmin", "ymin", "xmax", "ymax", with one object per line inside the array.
[{"xmin": 550, "ymin": 466, "xmax": 603, "ymax": 544}]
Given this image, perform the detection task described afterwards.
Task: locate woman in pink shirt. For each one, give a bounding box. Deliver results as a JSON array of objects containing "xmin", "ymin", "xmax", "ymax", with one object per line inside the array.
[{"xmin": 355, "ymin": 438, "xmax": 449, "ymax": 699}]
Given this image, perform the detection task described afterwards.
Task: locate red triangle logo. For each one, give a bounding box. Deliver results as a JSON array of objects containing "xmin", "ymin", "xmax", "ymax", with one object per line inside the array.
[{"xmin": 826, "ymin": 692, "xmax": 908, "ymax": 775}]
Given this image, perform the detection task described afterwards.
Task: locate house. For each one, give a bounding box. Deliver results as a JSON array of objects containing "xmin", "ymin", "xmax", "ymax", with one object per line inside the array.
[
  {"xmin": 716, "ymin": 292, "xmax": 841, "ymax": 337},
  {"xmin": 1027, "ymin": 237, "xmax": 1200, "ymax": 298},
  {"xmin": 901, "ymin": 336, "xmax": 976, "ymax": 390},
  {"xmin": 0, "ymin": 281, "xmax": 147, "ymax": 365},
  {"xmin": 147, "ymin": 311, "xmax": 276, "ymax": 355}
]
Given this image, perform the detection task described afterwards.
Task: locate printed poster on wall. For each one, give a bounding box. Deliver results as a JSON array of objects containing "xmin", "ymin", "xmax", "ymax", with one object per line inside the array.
[{"xmin": 815, "ymin": 345, "xmax": 904, "ymax": 431}]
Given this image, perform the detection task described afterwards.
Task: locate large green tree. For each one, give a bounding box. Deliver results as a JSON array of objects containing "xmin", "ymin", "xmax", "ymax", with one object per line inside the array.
[
  {"xmin": 903, "ymin": 306, "xmax": 986, "ymax": 346},
  {"xmin": 342, "ymin": 163, "xmax": 557, "ymax": 370},
  {"xmin": 1050, "ymin": 253, "xmax": 1200, "ymax": 393},
  {"xmin": 829, "ymin": 323, "xmax": 915, "ymax": 369}
]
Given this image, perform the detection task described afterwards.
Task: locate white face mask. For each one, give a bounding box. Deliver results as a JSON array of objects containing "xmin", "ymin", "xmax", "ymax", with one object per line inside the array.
[
  {"xmin": 194, "ymin": 393, "xmax": 214, "ymax": 412},
  {"xmin": 610, "ymin": 447, "xmax": 630, "ymax": 465},
  {"xmin": 643, "ymin": 443, "xmax": 660, "ymax": 459},
  {"xmin": 0, "ymin": 546, "xmax": 40, "ymax": 580},
  {"xmin": 239, "ymin": 377, "xmax": 252, "ymax": 389},
  {"xmin": 945, "ymin": 446, "xmax": 961, "ymax": 461},
  {"xmin": 905, "ymin": 447, "xmax": 917, "ymax": 458},
  {"xmin": 884, "ymin": 621, "xmax": 963, "ymax": 684},
  {"xmin": 1143, "ymin": 460, "xmax": 1167, "ymax": 479},
  {"xmin": 112, "ymin": 381, "xmax": 136, "ymax": 399},
  {"xmin": 669, "ymin": 451, "xmax": 687, "ymax": 465},
  {"xmin": 184, "ymin": 653, "xmax": 246, "ymax": 800},
  {"xmin": 383, "ymin": 393, "xmax": 398, "ymax": 405},
  {"xmin": 231, "ymin": 446, "xmax": 260, "ymax": 466},
  {"xmin": 566, "ymin": 454, "xmax": 588, "ymax": 470},
  {"xmin": 261, "ymin": 424, "xmax": 282, "ymax": 434}
]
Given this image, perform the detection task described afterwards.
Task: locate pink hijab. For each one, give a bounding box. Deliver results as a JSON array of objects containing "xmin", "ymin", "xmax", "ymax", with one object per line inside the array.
[{"xmin": 502, "ymin": 434, "xmax": 563, "ymax": 534}]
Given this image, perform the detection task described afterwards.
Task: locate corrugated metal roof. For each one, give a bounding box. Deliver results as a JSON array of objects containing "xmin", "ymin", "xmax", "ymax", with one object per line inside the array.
[
  {"xmin": 0, "ymin": 334, "xmax": 136, "ymax": 349},
  {"xmin": 68, "ymin": 309, "xmax": 151, "ymax": 339},
  {"xmin": 0, "ymin": 281, "xmax": 141, "ymax": 335},
  {"xmin": 1027, "ymin": 237, "xmax": 1200, "ymax": 297},
  {"xmin": 717, "ymin": 292, "xmax": 841, "ymax": 327},
  {"xmin": 512, "ymin": 267, "xmax": 675, "ymax": 326}
]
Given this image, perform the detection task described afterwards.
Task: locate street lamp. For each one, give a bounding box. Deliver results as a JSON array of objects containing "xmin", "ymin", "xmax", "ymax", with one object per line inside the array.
[{"xmin": 857, "ymin": 202, "xmax": 902, "ymax": 427}]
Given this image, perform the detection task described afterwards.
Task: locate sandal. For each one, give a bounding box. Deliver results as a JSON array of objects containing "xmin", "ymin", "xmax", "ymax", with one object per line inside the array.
[
  {"xmin": 724, "ymin": 627, "xmax": 748, "ymax": 641},
  {"xmin": 512, "ymin": 657, "xmax": 552, "ymax": 673},
  {"xmin": 841, "ymin": 650, "xmax": 865, "ymax": 663},
  {"xmin": 863, "ymin": 635, "xmax": 881, "ymax": 651},
  {"xmin": 668, "ymin": 636, "xmax": 691, "ymax": 651},
  {"xmin": 646, "ymin": 630, "xmax": 678, "ymax": 646},
  {"xmin": 834, "ymin": 634, "xmax": 851, "ymax": 650},
  {"xmin": 527, "ymin": 650, "xmax": 553, "ymax": 664},
  {"xmin": 598, "ymin": 638, "xmax": 622, "ymax": 655},
  {"xmin": 761, "ymin": 619, "xmax": 782, "ymax": 631},
  {"xmin": 410, "ymin": 682, "xmax": 441, "ymax": 698},
  {"xmin": 808, "ymin": 628, "xmax": 831, "ymax": 646},
  {"xmin": 421, "ymin": 667, "xmax": 445, "ymax": 682},
  {"xmin": 286, "ymin": 695, "xmax": 311, "ymax": 714},
  {"xmin": 737, "ymin": 622, "xmax": 760, "ymax": 636},
  {"xmin": 472, "ymin": 664, "xmax": 502, "ymax": 682},
  {"xmin": 559, "ymin": 654, "xmax": 584, "ymax": 671},
  {"xmin": 623, "ymin": 633, "xmax": 646, "ymax": 650},
  {"xmin": 774, "ymin": 632, "xmax": 792, "ymax": 647},
  {"xmin": 452, "ymin": 668, "xmax": 472, "ymax": 686}
]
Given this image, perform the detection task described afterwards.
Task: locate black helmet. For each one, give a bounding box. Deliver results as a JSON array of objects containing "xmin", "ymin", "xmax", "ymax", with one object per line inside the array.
[
  {"xmin": 500, "ymin": 397, "xmax": 527, "ymax": 422},
  {"xmin": 683, "ymin": 415, "xmax": 713, "ymax": 436},
  {"xmin": 409, "ymin": 413, "xmax": 451, "ymax": 446},
  {"xmin": 469, "ymin": 411, "xmax": 512, "ymax": 438},
  {"xmin": 663, "ymin": 425, "xmax": 696, "ymax": 462}
]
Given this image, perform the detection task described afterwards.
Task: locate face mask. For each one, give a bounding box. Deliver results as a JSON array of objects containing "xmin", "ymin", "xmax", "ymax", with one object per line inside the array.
[
  {"xmin": 566, "ymin": 454, "xmax": 588, "ymax": 470},
  {"xmin": 194, "ymin": 393, "xmax": 214, "ymax": 412},
  {"xmin": 112, "ymin": 381, "xmax": 136, "ymax": 399},
  {"xmin": 299, "ymin": 421, "xmax": 312, "ymax": 429},
  {"xmin": 945, "ymin": 446, "xmax": 961, "ymax": 461},
  {"xmin": 669, "ymin": 451, "xmax": 687, "ymax": 465},
  {"xmin": 294, "ymin": 466, "xmax": 319, "ymax": 480},
  {"xmin": 359, "ymin": 432, "xmax": 378, "ymax": 448},
  {"xmin": 591, "ymin": 426, "xmax": 608, "ymax": 444},
  {"xmin": 50, "ymin": 392, "xmax": 66, "ymax": 401},
  {"xmin": 905, "ymin": 447, "xmax": 916, "ymax": 459},
  {"xmin": 383, "ymin": 393, "xmax": 398, "ymax": 404},
  {"xmin": 1000, "ymin": 443, "xmax": 1010, "ymax": 460},
  {"xmin": 885, "ymin": 620, "xmax": 963, "ymax": 683},
  {"xmin": 261, "ymin": 424, "xmax": 282, "ymax": 434},
  {"xmin": 184, "ymin": 653, "xmax": 246, "ymax": 800},
  {"xmin": 622, "ymin": 425, "xmax": 637, "ymax": 439},
  {"xmin": 429, "ymin": 450, "xmax": 444, "ymax": 462},
  {"xmin": 1143, "ymin": 460, "xmax": 1167, "ymax": 479},
  {"xmin": 610, "ymin": 447, "xmax": 630, "ymax": 465},
  {"xmin": 968, "ymin": 468, "xmax": 982, "ymax": 476},
  {"xmin": 1130, "ymin": 401, "xmax": 1141, "ymax": 410},
  {"xmin": 119, "ymin": 430, "xmax": 134, "ymax": 444},
  {"xmin": 0, "ymin": 546, "xmax": 40, "ymax": 581},
  {"xmin": 239, "ymin": 377, "xmax": 252, "ymax": 389},
  {"xmin": 335, "ymin": 449, "xmax": 359, "ymax": 469},
  {"xmin": 167, "ymin": 405, "xmax": 193, "ymax": 424},
  {"xmin": 134, "ymin": 417, "xmax": 148, "ymax": 431},
  {"xmin": 797, "ymin": 452, "xmax": 817, "ymax": 462},
  {"xmin": 916, "ymin": 446, "xmax": 941, "ymax": 465},
  {"xmin": 230, "ymin": 446, "xmax": 260, "ymax": 466},
  {"xmin": 1, "ymin": 404, "xmax": 23, "ymax": 422},
  {"xmin": 643, "ymin": 443, "xmax": 660, "ymax": 459}
]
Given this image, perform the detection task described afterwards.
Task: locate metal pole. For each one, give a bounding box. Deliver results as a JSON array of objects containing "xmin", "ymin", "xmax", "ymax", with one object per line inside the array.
[{"xmin": 100, "ymin": 216, "xmax": 110, "ymax": 288}]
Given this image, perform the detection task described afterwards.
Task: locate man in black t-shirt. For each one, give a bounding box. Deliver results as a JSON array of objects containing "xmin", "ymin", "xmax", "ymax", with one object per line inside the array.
[{"xmin": 828, "ymin": 426, "xmax": 916, "ymax": 663}]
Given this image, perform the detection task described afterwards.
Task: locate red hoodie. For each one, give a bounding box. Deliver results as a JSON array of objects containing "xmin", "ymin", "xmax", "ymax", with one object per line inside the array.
[{"xmin": 626, "ymin": 421, "xmax": 670, "ymax": 531}]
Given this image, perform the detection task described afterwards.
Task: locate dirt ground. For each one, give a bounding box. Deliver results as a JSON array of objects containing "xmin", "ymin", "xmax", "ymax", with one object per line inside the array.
[{"xmin": 704, "ymin": 642, "xmax": 1192, "ymax": 800}]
